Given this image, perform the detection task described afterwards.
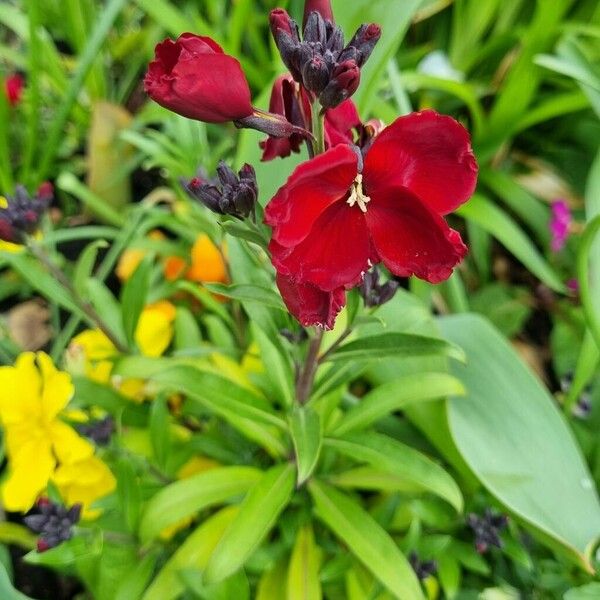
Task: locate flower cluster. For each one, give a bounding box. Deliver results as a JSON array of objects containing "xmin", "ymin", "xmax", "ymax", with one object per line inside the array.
[
  {"xmin": 144, "ymin": 0, "xmax": 477, "ymax": 330},
  {"xmin": 0, "ymin": 353, "xmax": 115, "ymax": 516},
  {"xmin": 24, "ymin": 498, "xmax": 81, "ymax": 552},
  {"xmin": 467, "ymin": 509, "xmax": 509, "ymax": 554},
  {"xmin": 0, "ymin": 183, "xmax": 53, "ymax": 246}
]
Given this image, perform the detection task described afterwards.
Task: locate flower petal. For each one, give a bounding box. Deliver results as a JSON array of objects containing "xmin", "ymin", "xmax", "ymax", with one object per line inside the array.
[
  {"xmin": 136, "ymin": 302, "xmax": 176, "ymax": 358},
  {"xmin": 276, "ymin": 273, "xmax": 346, "ymax": 329},
  {"xmin": 363, "ymin": 110, "xmax": 477, "ymax": 215},
  {"xmin": 325, "ymin": 99, "xmax": 360, "ymax": 147},
  {"xmin": 265, "ymin": 145, "xmax": 358, "ymax": 248},
  {"xmin": 2, "ymin": 437, "xmax": 55, "ymax": 512},
  {"xmin": 271, "ymin": 201, "xmax": 372, "ymax": 291},
  {"xmin": 366, "ymin": 186, "xmax": 467, "ymax": 283},
  {"xmin": 38, "ymin": 352, "xmax": 74, "ymax": 422},
  {"xmin": 49, "ymin": 421, "xmax": 94, "ymax": 465},
  {"xmin": 0, "ymin": 352, "xmax": 40, "ymax": 426}
]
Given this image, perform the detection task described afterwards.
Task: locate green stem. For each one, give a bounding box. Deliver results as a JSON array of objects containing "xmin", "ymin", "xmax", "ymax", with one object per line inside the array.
[
  {"xmin": 311, "ymin": 102, "xmax": 326, "ymax": 155},
  {"xmin": 296, "ymin": 328, "xmax": 324, "ymax": 405},
  {"xmin": 27, "ymin": 240, "xmax": 128, "ymax": 354},
  {"xmin": 577, "ymin": 214, "xmax": 600, "ymax": 353}
]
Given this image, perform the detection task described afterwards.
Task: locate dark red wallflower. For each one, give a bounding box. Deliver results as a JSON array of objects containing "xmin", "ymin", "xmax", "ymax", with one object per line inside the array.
[
  {"xmin": 303, "ymin": 0, "xmax": 334, "ymax": 27},
  {"xmin": 276, "ymin": 273, "xmax": 345, "ymax": 329},
  {"xmin": 265, "ymin": 111, "xmax": 477, "ymax": 321},
  {"xmin": 5, "ymin": 73, "xmax": 24, "ymax": 107},
  {"xmin": 144, "ymin": 33, "xmax": 253, "ymax": 123},
  {"xmin": 260, "ymin": 75, "xmax": 360, "ymax": 161}
]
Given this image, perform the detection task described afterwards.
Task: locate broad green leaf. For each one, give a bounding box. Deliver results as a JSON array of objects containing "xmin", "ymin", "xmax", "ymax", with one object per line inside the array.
[
  {"xmin": 203, "ymin": 283, "xmax": 286, "ymax": 311},
  {"xmin": 326, "ymin": 433, "xmax": 463, "ymax": 512},
  {"xmin": 85, "ymin": 278, "xmax": 127, "ymax": 346},
  {"xmin": 328, "ymin": 467, "xmax": 433, "ymax": 494},
  {"xmin": 142, "ymin": 507, "xmax": 238, "ymax": 600},
  {"xmin": 324, "ymin": 332, "xmax": 465, "ymax": 364},
  {"xmin": 257, "ymin": 559, "xmax": 287, "ymax": 600},
  {"xmin": 150, "ymin": 366, "xmax": 288, "ymax": 457},
  {"xmin": 120, "ymin": 255, "xmax": 152, "ymax": 347},
  {"xmin": 139, "ymin": 466, "xmax": 262, "ymax": 542},
  {"xmin": 204, "ymin": 464, "xmax": 296, "ymax": 584},
  {"xmin": 332, "ymin": 373, "xmax": 465, "ymax": 436},
  {"xmin": 457, "ymin": 194, "xmax": 565, "ymax": 292},
  {"xmin": 116, "ymin": 456, "xmax": 142, "ymax": 533},
  {"xmin": 287, "ymin": 525, "xmax": 322, "ymax": 600},
  {"xmin": 289, "ymin": 406, "xmax": 322, "ymax": 486},
  {"xmin": 308, "ymin": 480, "xmax": 424, "ymax": 600},
  {"xmin": 440, "ymin": 314, "xmax": 600, "ymax": 570}
]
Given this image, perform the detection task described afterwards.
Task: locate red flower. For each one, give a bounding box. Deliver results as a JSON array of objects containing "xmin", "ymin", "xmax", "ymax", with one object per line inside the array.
[
  {"xmin": 260, "ymin": 75, "xmax": 360, "ymax": 161},
  {"xmin": 144, "ymin": 33, "xmax": 253, "ymax": 123},
  {"xmin": 303, "ymin": 0, "xmax": 334, "ymax": 27},
  {"xmin": 276, "ymin": 273, "xmax": 345, "ymax": 329},
  {"xmin": 266, "ymin": 111, "xmax": 477, "ymax": 313},
  {"xmin": 5, "ymin": 73, "xmax": 24, "ymax": 107}
]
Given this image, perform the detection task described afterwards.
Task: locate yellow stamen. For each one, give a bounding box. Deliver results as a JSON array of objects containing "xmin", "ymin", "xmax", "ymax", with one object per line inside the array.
[{"xmin": 346, "ymin": 174, "xmax": 370, "ymax": 213}]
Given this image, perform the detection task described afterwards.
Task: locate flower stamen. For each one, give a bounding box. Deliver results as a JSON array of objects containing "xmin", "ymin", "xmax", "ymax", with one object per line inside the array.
[{"xmin": 346, "ymin": 174, "xmax": 370, "ymax": 213}]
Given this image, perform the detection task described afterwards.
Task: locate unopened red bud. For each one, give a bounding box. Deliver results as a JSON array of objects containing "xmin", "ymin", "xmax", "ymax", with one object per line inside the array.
[
  {"xmin": 237, "ymin": 109, "xmax": 312, "ymax": 141},
  {"xmin": 319, "ymin": 60, "xmax": 360, "ymax": 109},
  {"xmin": 5, "ymin": 73, "xmax": 24, "ymax": 107},
  {"xmin": 303, "ymin": 0, "xmax": 334, "ymax": 28},
  {"xmin": 269, "ymin": 9, "xmax": 302, "ymax": 80}
]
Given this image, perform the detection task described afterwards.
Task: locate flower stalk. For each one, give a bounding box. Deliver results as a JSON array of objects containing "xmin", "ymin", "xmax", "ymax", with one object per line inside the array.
[{"xmin": 26, "ymin": 240, "xmax": 129, "ymax": 354}]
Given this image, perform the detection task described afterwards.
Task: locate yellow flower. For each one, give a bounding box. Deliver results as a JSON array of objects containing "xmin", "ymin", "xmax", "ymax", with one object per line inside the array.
[
  {"xmin": 69, "ymin": 301, "xmax": 176, "ymax": 401},
  {"xmin": 0, "ymin": 353, "xmax": 115, "ymax": 514},
  {"xmin": 116, "ymin": 230, "xmax": 166, "ymax": 281}
]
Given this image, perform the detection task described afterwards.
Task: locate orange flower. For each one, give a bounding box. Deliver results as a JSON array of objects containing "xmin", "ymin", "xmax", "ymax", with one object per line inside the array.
[{"xmin": 165, "ymin": 234, "xmax": 228, "ymax": 284}]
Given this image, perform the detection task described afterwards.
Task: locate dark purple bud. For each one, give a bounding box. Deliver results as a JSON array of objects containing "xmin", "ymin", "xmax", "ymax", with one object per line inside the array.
[
  {"xmin": 303, "ymin": 0, "xmax": 334, "ymax": 28},
  {"xmin": 303, "ymin": 11, "xmax": 328, "ymax": 45},
  {"xmin": 409, "ymin": 552, "xmax": 438, "ymax": 581},
  {"xmin": 302, "ymin": 56, "xmax": 330, "ymax": 94},
  {"xmin": 319, "ymin": 60, "xmax": 360, "ymax": 109},
  {"xmin": 216, "ymin": 161, "xmax": 239, "ymax": 187},
  {"xmin": 0, "ymin": 184, "xmax": 51, "ymax": 244},
  {"xmin": 75, "ymin": 416, "xmax": 114, "ymax": 446},
  {"xmin": 467, "ymin": 510, "xmax": 508, "ymax": 554},
  {"xmin": 359, "ymin": 267, "xmax": 399, "ymax": 307},
  {"xmin": 340, "ymin": 23, "xmax": 381, "ymax": 67},
  {"xmin": 25, "ymin": 499, "xmax": 81, "ymax": 552},
  {"xmin": 270, "ymin": 9, "xmax": 302, "ymax": 80}
]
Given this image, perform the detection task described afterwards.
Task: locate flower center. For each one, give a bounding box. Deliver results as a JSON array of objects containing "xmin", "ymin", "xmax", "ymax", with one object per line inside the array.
[{"xmin": 346, "ymin": 174, "xmax": 370, "ymax": 213}]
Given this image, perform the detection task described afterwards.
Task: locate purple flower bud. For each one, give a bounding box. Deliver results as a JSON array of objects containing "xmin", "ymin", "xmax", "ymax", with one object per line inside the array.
[
  {"xmin": 0, "ymin": 184, "xmax": 52, "ymax": 244},
  {"xmin": 24, "ymin": 499, "xmax": 82, "ymax": 552},
  {"xmin": 302, "ymin": 55, "xmax": 330, "ymax": 94},
  {"xmin": 303, "ymin": 0, "xmax": 334, "ymax": 28},
  {"xmin": 319, "ymin": 60, "xmax": 361, "ymax": 109},
  {"xmin": 359, "ymin": 267, "xmax": 399, "ymax": 307},
  {"xmin": 467, "ymin": 510, "xmax": 508, "ymax": 554},
  {"xmin": 339, "ymin": 23, "xmax": 381, "ymax": 67}
]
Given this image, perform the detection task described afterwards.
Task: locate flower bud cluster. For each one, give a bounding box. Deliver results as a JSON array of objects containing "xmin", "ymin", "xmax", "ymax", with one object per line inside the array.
[
  {"xmin": 184, "ymin": 162, "xmax": 258, "ymax": 220},
  {"xmin": 359, "ymin": 266, "xmax": 399, "ymax": 307},
  {"xmin": 24, "ymin": 498, "xmax": 81, "ymax": 552},
  {"xmin": 270, "ymin": 9, "xmax": 381, "ymax": 109},
  {"xmin": 0, "ymin": 183, "xmax": 53, "ymax": 244},
  {"xmin": 467, "ymin": 509, "xmax": 509, "ymax": 554}
]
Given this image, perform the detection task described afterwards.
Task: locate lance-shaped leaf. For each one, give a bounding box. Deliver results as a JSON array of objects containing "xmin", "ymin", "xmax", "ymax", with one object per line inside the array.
[
  {"xmin": 308, "ymin": 480, "xmax": 424, "ymax": 600},
  {"xmin": 287, "ymin": 525, "xmax": 322, "ymax": 600},
  {"xmin": 290, "ymin": 406, "xmax": 322, "ymax": 486},
  {"xmin": 204, "ymin": 464, "xmax": 296, "ymax": 584}
]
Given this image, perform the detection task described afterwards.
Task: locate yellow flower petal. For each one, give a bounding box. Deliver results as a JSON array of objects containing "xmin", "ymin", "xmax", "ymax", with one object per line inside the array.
[
  {"xmin": 135, "ymin": 302, "xmax": 175, "ymax": 358},
  {"xmin": 49, "ymin": 421, "xmax": 94, "ymax": 464},
  {"xmin": 2, "ymin": 437, "xmax": 55, "ymax": 512},
  {"xmin": 37, "ymin": 352, "xmax": 74, "ymax": 422},
  {"xmin": 0, "ymin": 353, "xmax": 41, "ymax": 426},
  {"xmin": 53, "ymin": 455, "xmax": 116, "ymax": 519},
  {"xmin": 69, "ymin": 329, "xmax": 116, "ymax": 384}
]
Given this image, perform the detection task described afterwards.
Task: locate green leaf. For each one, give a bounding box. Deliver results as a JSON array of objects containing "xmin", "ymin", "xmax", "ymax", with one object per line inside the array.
[
  {"xmin": 121, "ymin": 255, "xmax": 152, "ymax": 347},
  {"xmin": 139, "ymin": 466, "xmax": 262, "ymax": 543},
  {"xmin": 220, "ymin": 220, "xmax": 268, "ymax": 250},
  {"xmin": 116, "ymin": 456, "xmax": 142, "ymax": 533},
  {"xmin": 85, "ymin": 278, "xmax": 127, "ymax": 346},
  {"xmin": 73, "ymin": 239, "xmax": 109, "ymax": 297},
  {"xmin": 203, "ymin": 283, "xmax": 286, "ymax": 311},
  {"xmin": 457, "ymin": 194, "xmax": 565, "ymax": 293},
  {"xmin": 142, "ymin": 507, "xmax": 238, "ymax": 600},
  {"xmin": 289, "ymin": 406, "xmax": 322, "ymax": 486},
  {"xmin": 308, "ymin": 480, "xmax": 424, "ymax": 600},
  {"xmin": 332, "ymin": 372, "xmax": 465, "ymax": 436},
  {"xmin": 564, "ymin": 583, "xmax": 600, "ymax": 600},
  {"xmin": 204, "ymin": 464, "xmax": 296, "ymax": 584},
  {"xmin": 325, "ymin": 433, "xmax": 463, "ymax": 512},
  {"xmin": 0, "ymin": 560, "xmax": 33, "ymax": 600},
  {"xmin": 324, "ymin": 332, "xmax": 466, "ymax": 364},
  {"xmin": 114, "ymin": 551, "xmax": 158, "ymax": 600},
  {"xmin": 440, "ymin": 314, "xmax": 600, "ymax": 570},
  {"xmin": 149, "ymin": 394, "xmax": 170, "ymax": 470},
  {"xmin": 150, "ymin": 365, "xmax": 288, "ymax": 457},
  {"xmin": 25, "ymin": 532, "xmax": 102, "ymax": 567},
  {"xmin": 287, "ymin": 525, "xmax": 322, "ymax": 600},
  {"xmin": 173, "ymin": 306, "xmax": 202, "ymax": 350}
]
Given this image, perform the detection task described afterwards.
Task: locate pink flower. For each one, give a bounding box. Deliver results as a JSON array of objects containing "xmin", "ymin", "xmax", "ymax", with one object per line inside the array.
[{"xmin": 549, "ymin": 199, "xmax": 572, "ymax": 252}]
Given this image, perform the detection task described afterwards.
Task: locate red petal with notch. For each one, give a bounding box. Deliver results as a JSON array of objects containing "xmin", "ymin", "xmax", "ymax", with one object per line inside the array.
[
  {"xmin": 363, "ymin": 110, "xmax": 477, "ymax": 215},
  {"xmin": 265, "ymin": 144, "xmax": 358, "ymax": 247},
  {"xmin": 276, "ymin": 273, "xmax": 345, "ymax": 329},
  {"xmin": 365, "ymin": 186, "xmax": 467, "ymax": 283}
]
